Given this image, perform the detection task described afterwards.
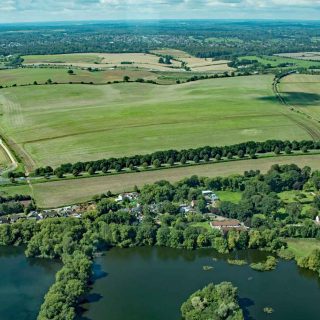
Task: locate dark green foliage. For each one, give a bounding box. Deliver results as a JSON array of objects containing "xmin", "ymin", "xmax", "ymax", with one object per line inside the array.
[
  {"xmin": 181, "ymin": 282, "xmax": 244, "ymax": 320},
  {"xmin": 34, "ymin": 139, "xmax": 318, "ymax": 177}
]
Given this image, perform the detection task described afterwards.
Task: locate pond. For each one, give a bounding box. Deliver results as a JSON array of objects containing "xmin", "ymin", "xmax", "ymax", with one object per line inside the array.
[
  {"xmin": 0, "ymin": 246, "xmax": 61, "ymax": 320},
  {"xmin": 80, "ymin": 246, "xmax": 320, "ymax": 320}
]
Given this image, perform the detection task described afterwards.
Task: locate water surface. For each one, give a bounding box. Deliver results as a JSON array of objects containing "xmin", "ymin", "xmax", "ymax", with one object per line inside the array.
[
  {"xmin": 0, "ymin": 246, "xmax": 61, "ymax": 320},
  {"xmin": 80, "ymin": 247, "xmax": 320, "ymax": 320}
]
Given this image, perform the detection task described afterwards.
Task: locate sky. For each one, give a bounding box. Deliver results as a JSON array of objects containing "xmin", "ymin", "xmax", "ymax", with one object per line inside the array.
[{"xmin": 1, "ymin": 0, "xmax": 320, "ymax": 23}]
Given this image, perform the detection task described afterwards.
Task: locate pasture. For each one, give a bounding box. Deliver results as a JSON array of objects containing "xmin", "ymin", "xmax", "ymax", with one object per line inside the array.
[
  {"xmin": 0, "ymin": 75, "xmax": 316, "ymax": 170},
  {"xmin": 0, "ymin": 67, "xmax": 156, "ymax": 87},
  {"xmin": 279, "ymin": 74, "xmax": 320, "ymax": 121},
  {"xmin": 29, "ymin": 153, "xmax": 320, "ymax": 207}
]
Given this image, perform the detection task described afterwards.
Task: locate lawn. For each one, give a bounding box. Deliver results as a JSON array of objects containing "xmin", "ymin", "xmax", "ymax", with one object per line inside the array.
[
  {"xmin": 279, "ymin": 74, "xmax": 320, "ymax": 121},
  {"xmin": 285, "ymin": 238, "xmax": 320, "ymax": 259},
  {"xmin": 0, "ymin": 74, "xmax": 316, "ymax": 170},
  {"xmin": 30, "ymin": 154, "xmax": 320, "ymax": 208},
  {"xmin": 215, "ymin": 191, "xmax": 242, "ymax": 203},
  {"xmin": 0, "ymin": 68, "xmax": 156, "ymax": 87}
]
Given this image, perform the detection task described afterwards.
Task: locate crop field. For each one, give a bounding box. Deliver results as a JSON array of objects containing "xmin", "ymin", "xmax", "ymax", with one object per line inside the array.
[
  {"xmin": 152, "ymin": 49, "xmax": 232, "ymax": 71},
  {"xmin": 29, "ymin": 153, "xmax": 320, "ymax": 207},
  {"xmin": 0, "ymin": 74, "xmax": 317, "ymax": 170},
  {"xmin": 275, "ymin": 52, "xmax": 320, "ymax": 61},
  {"xmin": 239, "ymin": 55, "xmax": 320, "ymax": 69},
  {"xmin": 0, "ymin": 68, "xmax": 156, "ymax": 87},
  {"xmin": 279, "ymin": 74, "xmax": 320, "ymax": 121},
  {"xmin": 22, "ymin": 53, "xmax": 182, "ymax": 71}
]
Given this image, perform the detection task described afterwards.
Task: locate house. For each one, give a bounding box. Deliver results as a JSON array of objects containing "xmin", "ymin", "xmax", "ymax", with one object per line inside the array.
[
  {"xmin": 39, "ymin": 211, "xmax": 58, "ymax": 219},
  {"xmin": 115, "ymin": 192, "xmax": 139, "ymax": 203},
  {"xmin": 202, "ymin": 190, "xmax": 219, "ymax": 203},
  {"xmin": 0, "ymin": 217, "xmax": 9, "ymax": 224},
  {"xmin": 179, "ymin": 204, "xmax": 193, "ymax": 214},
  {"xmin": 210, "ymin": 219, "xmax": 248, "ymax": 233},
  {"xmin": 9, "ymin": 214, "xmax": 26, "ymax": 223}
]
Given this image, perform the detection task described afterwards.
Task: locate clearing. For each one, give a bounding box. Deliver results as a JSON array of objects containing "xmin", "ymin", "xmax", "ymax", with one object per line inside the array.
[
  {"xmin": 285, "ymin": 238, "xmax": 320, "ymax": 259},
  {"xmin": 0, "ymin": 75, "xmax": 317, "ymax": 169}
]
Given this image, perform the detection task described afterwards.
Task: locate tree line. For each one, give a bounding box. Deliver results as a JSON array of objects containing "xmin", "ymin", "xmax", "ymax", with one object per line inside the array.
[{"xmin": 34, "ymin": 139, "xmax": 319, "ymax": 177}]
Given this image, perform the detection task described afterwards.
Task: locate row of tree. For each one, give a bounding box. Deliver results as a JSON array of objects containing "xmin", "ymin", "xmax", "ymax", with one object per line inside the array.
[{"xmin": 34, "ymin": 139, "xmax": 319, "ymax": 177}]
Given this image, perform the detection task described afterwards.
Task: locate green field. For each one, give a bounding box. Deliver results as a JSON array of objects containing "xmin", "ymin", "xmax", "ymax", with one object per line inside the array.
[
  {"xmin": 285, "ymin": 238, "xmax": 320, "ymax": 259},
  {"xmin": 0, "ymin": 74, "xmax": 317, "ymax": 170},
  {"xmin": 22, "ymin": 53, "xmax": 103, "ymax": 64},
  {"xmin": 0, "ymin": 68, "xmax": 156, "ymax": 87},
  {"xmin": 0, "ymin": 146, "xmax": 10, "ymax": 170},
  {"xmin": 239, "ymin": 55, "xmax": 320, "ymax": 69},
  {"xmin": 27, "ymin": 153, "xmax": 320, "ymax": 207},
  {"xmin": 279, "ymin": 74, "xmax": 320, "ymax": 121}
]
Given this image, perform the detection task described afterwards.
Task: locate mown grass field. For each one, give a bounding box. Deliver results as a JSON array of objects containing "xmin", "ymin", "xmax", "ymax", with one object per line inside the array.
[
  {"xmin": 0, "ymin": 74, "xmax": 316, "ymax": 169},
  {"xmin": 279, "ymin": 74, "xmax": 320, "ymax": 121},
  {"xmin": 0, "ymin": 68, "xmax": 156, "ymax": 87},
  {"xmin": 28, "ymin": 154, "xmax": 320, "ymax": 207}
]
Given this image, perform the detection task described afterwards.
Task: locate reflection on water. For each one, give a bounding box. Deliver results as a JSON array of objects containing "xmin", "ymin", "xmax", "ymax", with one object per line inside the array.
[{"xmin": 80, "ymin": 246, "xmax": 320, "ymax": 320}]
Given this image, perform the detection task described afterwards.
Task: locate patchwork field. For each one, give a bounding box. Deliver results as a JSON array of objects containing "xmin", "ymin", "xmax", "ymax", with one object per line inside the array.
[
  {"xmin": 26, "ymin": 153, "xmax": 320, "ymax": 207},
  {"xmin": 22, "ymin": 53, "xmax": 182, "ymax": 71},
  {"xmin": 152, "ymin": 49, "xmax": 233, "ymax": 71},
  {"xmin": 0, "ymin": 75, "xmax": 317, "ymax": 170},
  {"xmin": 0, "ymin": 68, "xmax": 156, "ymax": 87},
  {"xmin": 279, "ymin": 74, "xmax": 320, "ymax": 121},
  {"xmin": 22, "ymin": 51, "xmax": 233, "ymax": 72}
]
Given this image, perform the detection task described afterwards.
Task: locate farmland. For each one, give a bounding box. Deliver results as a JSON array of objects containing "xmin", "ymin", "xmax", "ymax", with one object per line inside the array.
[
  {"xmin": 0, "ymin": 145, "xmax": 10, "ymax": 170},
  {"xmin": 3, "ymin": 153, "xmax": 319, "ymax": 208},
  {"xmin": 0, "ymin": 74, "xmax": 318, "ymax": 169},
  {"xmin": 279, "ymin": 74, "xmax": 320, "ymax": 121},
  {"xmin": 275, "ymin": 52, "xmax": 320, "ymax": 61},
  {"xmin": 152, "ymin": 49, "xmax": 233, "ymax": 71},
  {"xmin": 22, "ymin": 52, "xmax": 232, "ymax": 72},
  {"xmin": 239, "ymin": 55, "xmax": 320, "ymax": 69},
  {"xmin": 0, "ymin": 67, "xmax": 156, "ymax": 87}
]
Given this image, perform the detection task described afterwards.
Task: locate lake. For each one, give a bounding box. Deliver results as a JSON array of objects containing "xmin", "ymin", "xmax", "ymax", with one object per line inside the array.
[
  {"xmin": 80, "ymin": 247, "xmax": 320, "ymax": 320},
  {"xmin": 0, "ymin": 246, "xmax": 61, "ymax": 320}
]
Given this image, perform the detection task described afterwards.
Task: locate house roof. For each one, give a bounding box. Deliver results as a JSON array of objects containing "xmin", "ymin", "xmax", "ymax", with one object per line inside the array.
[{"xmin": 211, "ymin": 219, "xmax": 241, "ymax": 227}]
